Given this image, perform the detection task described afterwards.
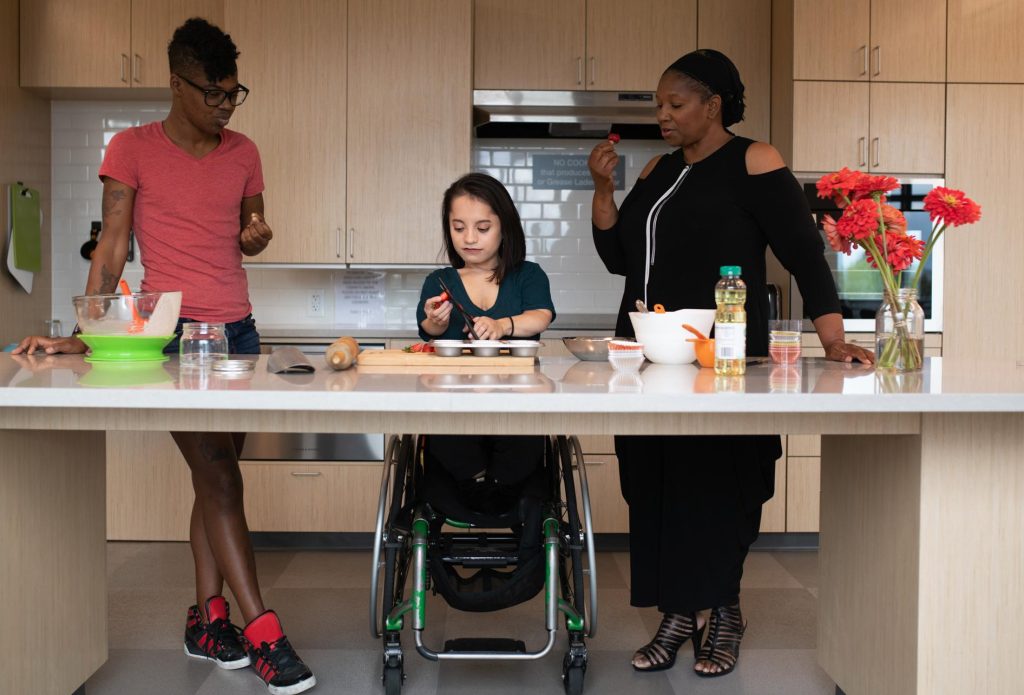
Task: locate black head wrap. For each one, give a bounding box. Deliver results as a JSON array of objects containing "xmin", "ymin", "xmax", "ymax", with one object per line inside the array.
[{"xmin": 664, "ymin": 49, "xmax": 746, "ymax": 127}]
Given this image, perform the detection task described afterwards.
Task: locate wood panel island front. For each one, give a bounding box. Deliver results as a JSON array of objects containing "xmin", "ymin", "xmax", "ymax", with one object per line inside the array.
[{"xmin": 1, "ymin": 353, "xmax": 1022, "ymax": 695}]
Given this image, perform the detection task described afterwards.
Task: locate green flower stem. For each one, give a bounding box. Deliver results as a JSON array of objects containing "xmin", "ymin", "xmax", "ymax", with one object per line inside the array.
[
  {"xmin": 861, "ymin": 235, "xmax": 921, "ymax": 370},
  {"xmin": 910, "ymin": 221, "xmax": 946, "ymax": 291}
]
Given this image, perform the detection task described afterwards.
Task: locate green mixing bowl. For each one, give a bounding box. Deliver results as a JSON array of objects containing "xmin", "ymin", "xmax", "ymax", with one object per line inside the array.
[{"xmin": 78, "ymin": 334, "xmax": 175, "ymax": 363}]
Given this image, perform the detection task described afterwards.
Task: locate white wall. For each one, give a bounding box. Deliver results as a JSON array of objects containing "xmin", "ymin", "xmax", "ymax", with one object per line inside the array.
[{"xmin": 50, "ymin": 101, "xmax": 667, "ymax": 329}]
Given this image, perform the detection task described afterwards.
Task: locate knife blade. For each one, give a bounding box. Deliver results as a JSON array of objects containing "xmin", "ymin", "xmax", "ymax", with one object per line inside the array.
[{"xmin": 436, "ymin": 277, "xmax": 480, "ymax": 341}]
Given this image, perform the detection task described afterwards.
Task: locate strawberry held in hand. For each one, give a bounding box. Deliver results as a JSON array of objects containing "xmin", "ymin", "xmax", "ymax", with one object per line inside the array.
[{"xmin": 607, "ymin": 133, "xmax": 621, "ymax": 144}]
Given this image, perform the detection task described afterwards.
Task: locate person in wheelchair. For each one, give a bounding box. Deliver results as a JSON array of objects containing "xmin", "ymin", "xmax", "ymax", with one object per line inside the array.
[{"xmin": 417, "ymin": 172, "xmax": 556, "ymax": 514}]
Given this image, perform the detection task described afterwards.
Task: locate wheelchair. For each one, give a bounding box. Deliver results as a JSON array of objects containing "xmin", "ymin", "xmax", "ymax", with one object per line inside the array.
[{"xmin": 369, "ymin": 434, "xmax": 598, "ymax": 694}]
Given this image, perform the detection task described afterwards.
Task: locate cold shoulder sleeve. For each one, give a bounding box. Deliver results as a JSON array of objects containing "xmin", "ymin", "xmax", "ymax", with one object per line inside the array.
[
  {"xmin": 746, "ymin": 167, "xmax": 841, "ymax": 320},
  {"xmin": 591, "ymin": 176, "xmax": 648, "ymax": 277}
]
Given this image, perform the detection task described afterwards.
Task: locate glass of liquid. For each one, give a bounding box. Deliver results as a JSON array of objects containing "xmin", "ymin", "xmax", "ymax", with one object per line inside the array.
[
  {"xmin": 45, "ymin": 319, "xmax": 63, "ymax": 338},
  {"xmin": 179, "ymin": 322, "xmax": 228, "ymax": 367},
  {"xmin": 769, "ymin": 319, "xmax": 803, "ymax": 364}
]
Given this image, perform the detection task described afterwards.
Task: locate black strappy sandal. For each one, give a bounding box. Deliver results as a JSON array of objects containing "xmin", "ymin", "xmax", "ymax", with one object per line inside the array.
[
  {"xmin": 695, "ymin": 604, "xmax": 747, "ymax": 677},
  {"xmin": 632, "ymin": 612, "xmax": 705, "ymax": 672}
]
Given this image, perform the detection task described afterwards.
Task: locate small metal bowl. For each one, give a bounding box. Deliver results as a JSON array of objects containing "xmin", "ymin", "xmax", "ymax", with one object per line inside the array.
[
  {"xmin": 562, "ymin": 336, "xmax": 620, "ymax": 361},
  {"xmin": 506, "ymin": 340, "xmax": 540, "ymax": 357},
  {"xmin": 432, "ymin": 340, "xmax": 467, "ymax": 357},
  {"xmin": 469, "ymin": 340, "xmax": 503, "ymax": 357}
]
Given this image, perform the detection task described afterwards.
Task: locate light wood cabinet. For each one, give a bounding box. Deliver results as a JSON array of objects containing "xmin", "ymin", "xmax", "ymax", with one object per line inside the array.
[
  {"xmin": 346, "ymin": 0, "xmax": 471, "ymax": 264},
  {"xmin": 107, "ymin": 431, "xmax": 193, "ymax": 540},
  {"xmin": 473, "ymin": 0, "xmax": 695, "ymax": 92},
  {"xmin": 697, "ymin": 0, "xmax": 772, "ymax": 144},
  {"xmin": 473, "ymin": 0, "xmax": 586, "ymax": 90},
  {"xmin": 945, "ymin": 84, "xmax": 1024, "ymax": 362},
  {"xmin": 21, "ymin": 0, "xmax": 224, "ymax": 89},
  {"xmin": 947, "ymin": 0, "xmax": 1024, "ymax": 83},
  {"xmin": 792, "ymin": 0, "xmax": 945, "ymax": 82},
  {"xmin": 225, "ymin": 0, "xmax": 347, "ymax": 264},
  {"xmin": 792, "ymin": 81, "xmax": 944, "ymax": 174},
  {"xmin": 241, "ymin": 461, "xmax": 383, "ymax": 532}
]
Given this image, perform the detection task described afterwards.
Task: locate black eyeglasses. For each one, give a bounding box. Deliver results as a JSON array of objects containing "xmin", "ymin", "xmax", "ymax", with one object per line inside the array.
[{"xmin": 175, "ymin": 74, "xmax": 249, "ymax": 107}]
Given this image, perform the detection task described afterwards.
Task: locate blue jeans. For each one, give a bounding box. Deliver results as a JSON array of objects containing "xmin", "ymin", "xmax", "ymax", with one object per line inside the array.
[{"xmin": 163, "ymin": 314, "xmax": 261, "ymax": 356}]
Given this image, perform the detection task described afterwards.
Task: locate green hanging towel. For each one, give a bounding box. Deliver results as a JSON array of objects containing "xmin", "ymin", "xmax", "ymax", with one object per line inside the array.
[{"xmin": 10, "ymin": 183, "xmax": 42, "ymax": 273}]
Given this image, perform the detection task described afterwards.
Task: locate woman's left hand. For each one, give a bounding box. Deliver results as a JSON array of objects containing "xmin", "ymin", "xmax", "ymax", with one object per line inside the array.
[
  {"xmin": 469, "ymin": 316, "xmax": 508, "ymax": 340},
  {"xmin": 824, "ymin": 340, "xmax": 875, "ymax": 365}
]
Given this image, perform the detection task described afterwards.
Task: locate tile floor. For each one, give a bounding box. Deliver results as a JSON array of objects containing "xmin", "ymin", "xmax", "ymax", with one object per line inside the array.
[{"xmin": 87, "ymin": 544, "xmax": 835, "ymax": 695}]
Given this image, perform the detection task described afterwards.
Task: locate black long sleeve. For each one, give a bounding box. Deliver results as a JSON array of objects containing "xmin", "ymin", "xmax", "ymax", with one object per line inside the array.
[
  {"xmin": 746, "ymin": 167, "xmax": 841, "ymax": 320},
  {"xmin": 591, "ymin": 176, "xmax": 650, "ymax": 277}
]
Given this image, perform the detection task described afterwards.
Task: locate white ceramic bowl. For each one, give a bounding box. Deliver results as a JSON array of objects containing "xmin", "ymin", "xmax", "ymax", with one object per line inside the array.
[{"xmin": 628, "ymin": 308, "xmax": 715, "ymax": 364}]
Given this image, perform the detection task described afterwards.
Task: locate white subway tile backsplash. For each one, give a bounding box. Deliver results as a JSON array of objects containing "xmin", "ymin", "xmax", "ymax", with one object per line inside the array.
[{"xmin": 51, "ymin": 101, "xmax": 666, "ymax": 328}]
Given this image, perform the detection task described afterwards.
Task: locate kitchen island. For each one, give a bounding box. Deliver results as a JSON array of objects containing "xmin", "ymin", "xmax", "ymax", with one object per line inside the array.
[{"xmin": 1, "ymin": 353, "xmax": 1022, "ymax": 695}]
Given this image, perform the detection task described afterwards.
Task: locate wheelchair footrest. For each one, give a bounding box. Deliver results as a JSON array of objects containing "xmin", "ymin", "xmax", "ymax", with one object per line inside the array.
[{"xmin": 443, "ymin": 638, "xmax": 526, "ymax": 654}]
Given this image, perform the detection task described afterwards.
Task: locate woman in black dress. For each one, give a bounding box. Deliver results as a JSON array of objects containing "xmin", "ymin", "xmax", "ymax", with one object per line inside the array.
[{"xmin": 587, "ymin": 49, "xmax": 873, "ymax": 677}]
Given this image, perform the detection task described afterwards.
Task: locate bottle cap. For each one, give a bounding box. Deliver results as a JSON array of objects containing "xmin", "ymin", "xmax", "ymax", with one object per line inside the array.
[{"xmin": 719, "ymin": 265, "xmax": 742, "ymax": 276}]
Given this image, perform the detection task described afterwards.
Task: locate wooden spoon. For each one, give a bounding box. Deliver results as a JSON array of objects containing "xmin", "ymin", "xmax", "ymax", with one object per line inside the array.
[{"xmin": 681, "ymin": 323, "xmax": 708, "ymax": 341}]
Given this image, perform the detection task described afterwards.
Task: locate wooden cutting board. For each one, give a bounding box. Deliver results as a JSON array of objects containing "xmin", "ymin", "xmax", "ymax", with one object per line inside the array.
[{"xmin": 356, "ymin": 348, "xmax": 535, "ymax": 367}]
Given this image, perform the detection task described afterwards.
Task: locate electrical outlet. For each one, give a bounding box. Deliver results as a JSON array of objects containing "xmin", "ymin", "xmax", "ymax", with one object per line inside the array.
[{"xmin": 308, "ymin": 289, "xmax": 325, "ymax": 317}]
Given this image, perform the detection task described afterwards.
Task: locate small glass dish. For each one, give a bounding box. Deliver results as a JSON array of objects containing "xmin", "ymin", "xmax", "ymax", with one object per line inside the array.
[
  {"xmin": 179, "ymin": 322, "xmax": 228, "ymax": 368},
  {"xmin": 769, "ymin": 319, "xmax": 803, "ymax": 364}
]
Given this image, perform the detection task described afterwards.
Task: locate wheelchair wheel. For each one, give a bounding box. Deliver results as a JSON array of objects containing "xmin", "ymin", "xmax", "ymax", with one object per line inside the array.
[
  {"xmin": 562, "ymin": 650, "xmax": 587, "ymax": 695},
  {"xmin": 382, "ymin": 643, "xmax": 404, "ymax": 695},
  {"xmin": 555, "ymin": 436, "xmax": 586, "ymax": 619}
]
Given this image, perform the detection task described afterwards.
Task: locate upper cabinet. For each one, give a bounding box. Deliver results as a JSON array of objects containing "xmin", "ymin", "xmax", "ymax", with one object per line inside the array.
[
  {"xmin": 947, "ymin": 0, "xmax": 1024, "ymax": 82},
  {"xmin": 791, "ymin": 81, "xmax": 944, "ymax": 174},
  {"xmin": 792, "ymin": 0, "xmax": 945, "ymax": 82},
  {"xmin": 474, "ymin": 0, "xmax": 585, "ymax": 90},
  {"xmin": 347, "ymin": 0, "xmax": 472, "ymax": 264},
  {"xmin": 697, "ymin": 0, "xmax": 772, "ymax": 143},
  {"xmin": 474, "ymin": 0, "xmax": 696, "ymax": 92},
  {"xmin": 21, "ymin": 0, "xmax": 224, "ymax": 89},
  {"xmin": 224, "ymin": 0, "xmax": 346, "ymax": 264}
]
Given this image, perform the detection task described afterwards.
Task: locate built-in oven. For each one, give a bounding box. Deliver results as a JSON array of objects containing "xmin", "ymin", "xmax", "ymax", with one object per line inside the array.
[
  {"xmin": 243, "ymin": 337, "xmax": 388, "ymax": 462},
  {"xmin": 791, "ymin": 177, "xmax": 944, "ymax": 332}
]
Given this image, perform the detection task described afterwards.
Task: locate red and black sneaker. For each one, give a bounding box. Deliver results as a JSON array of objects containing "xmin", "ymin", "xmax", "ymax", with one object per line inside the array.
[
  {"xmin": 242, "ymin": 610, "xmax": 316, "ymax": 695},
  {"xmin": 184, "ymin": 596, "xmax": 251, "ymax": 670}
]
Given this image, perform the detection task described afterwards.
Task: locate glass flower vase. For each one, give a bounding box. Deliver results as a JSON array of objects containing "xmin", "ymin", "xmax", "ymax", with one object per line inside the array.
[{"xmin": 875, "ymin": 288, "xmax": 925, "ymax": 371}]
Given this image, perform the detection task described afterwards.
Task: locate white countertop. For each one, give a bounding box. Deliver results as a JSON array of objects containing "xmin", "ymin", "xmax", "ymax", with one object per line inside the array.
[{"xmin": 3, "ymin": 354, "xmax": 1023, "ymax": 414}]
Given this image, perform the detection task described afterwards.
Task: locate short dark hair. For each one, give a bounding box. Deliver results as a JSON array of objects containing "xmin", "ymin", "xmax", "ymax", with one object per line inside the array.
[
  {"xmin": 168, "ymin": 17, "xmax": 239, "ymax": 83},
  {"xmin": 441, "ymin": 173, "xmax": 525, "ymax": 285}
]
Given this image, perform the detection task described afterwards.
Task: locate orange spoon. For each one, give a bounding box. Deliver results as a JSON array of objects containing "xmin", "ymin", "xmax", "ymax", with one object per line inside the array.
[
  {"xmin": 119, "ymin": 279, "xmax": 146, "ymax": 334},
  {"xmin": 681, "ymin": 323, "xmax": 708, "ymax": 341}
]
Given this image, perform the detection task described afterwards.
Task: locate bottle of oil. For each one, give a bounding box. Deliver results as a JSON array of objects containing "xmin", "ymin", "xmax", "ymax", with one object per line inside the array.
[{"xmin": 714, "ymin": 265, "xmax": 746, "ymax": 376}]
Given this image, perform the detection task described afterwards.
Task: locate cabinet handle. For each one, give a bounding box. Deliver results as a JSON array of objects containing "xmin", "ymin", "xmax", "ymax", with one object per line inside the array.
[
  {"xmin": 859, "ymin": 45, "xmax": 867, "ymax": 76},
  {"xmin": 120, "ymin": 54, "xmax": 128, "ymax": 83},
  {"xmin": 589, "ymin": 57, "xmax": 596, "ymax": 86},
  {"xmin": 871, "ymin": 137, "xmax": 880, "ymax": 168},
  {"xmin": 133, "ymin": 54, "xmax": 141, "ymax": 83},
  {"xmin": 347, "ymin": 227, "xmax": 355, "ymax": 260},
  {"xmin": 576, "ymin": 57, "xmax": 582, "ymax": 86},
  {"xmin": 872, "ymin": 46, "xmax": 880, "ymax": 76},
  {"xmin": 858, "ymin": 137, "xmax": 866, "ymax": 167},
  {"xmin": 335, "ymin": 227, "xmax": 342, "ymax": 258},
  {"xmin": 290, "ymin": 471, "xmax": 322, "ymax": 478}
]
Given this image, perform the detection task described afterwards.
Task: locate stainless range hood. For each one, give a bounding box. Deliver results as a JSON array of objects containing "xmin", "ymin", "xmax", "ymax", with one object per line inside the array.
[{"xmin": 473, "ymin": 90, "xmax": 660, "ymax": 138}]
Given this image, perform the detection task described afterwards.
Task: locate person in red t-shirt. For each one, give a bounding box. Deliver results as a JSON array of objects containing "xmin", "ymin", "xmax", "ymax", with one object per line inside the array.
[{"xmin": 15, "ymin": 18, "xmax": 316, "ymax": 694}]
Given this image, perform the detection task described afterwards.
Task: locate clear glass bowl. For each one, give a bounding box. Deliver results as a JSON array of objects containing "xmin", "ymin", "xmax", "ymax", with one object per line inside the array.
[{"xmin": 72, "ymin": 291, "xmax": 181, "ymax": 337}]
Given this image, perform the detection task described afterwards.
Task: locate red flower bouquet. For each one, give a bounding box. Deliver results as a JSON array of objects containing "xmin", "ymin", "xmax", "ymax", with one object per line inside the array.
[{"xmin": 816, "ymin": 170, "xmax": 981, "ymax": 370}]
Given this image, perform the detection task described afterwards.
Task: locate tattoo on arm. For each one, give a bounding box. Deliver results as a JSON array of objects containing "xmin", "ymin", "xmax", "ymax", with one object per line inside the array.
[
  {"xmin": 102, "ymin": 188, "xmax": 127, "ymax": 217},
  {"xmin": 99, "ymin": 265, "xmax": 118, "ymax": 293}
]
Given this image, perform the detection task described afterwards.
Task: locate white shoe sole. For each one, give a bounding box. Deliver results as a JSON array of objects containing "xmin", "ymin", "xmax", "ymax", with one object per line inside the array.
[
  {"xmin": 267, "ymin": 674, "xmax": 317, "ymax": 695},
  {"xmin": 183, "ymin": 642, "xmax": 252, "ymax": 670}
]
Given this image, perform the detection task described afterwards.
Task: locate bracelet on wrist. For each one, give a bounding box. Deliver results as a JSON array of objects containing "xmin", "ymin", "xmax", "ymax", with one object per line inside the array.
[{"xmin": 507, "ymin": 316, "xmax": 515, "ymax": 337}]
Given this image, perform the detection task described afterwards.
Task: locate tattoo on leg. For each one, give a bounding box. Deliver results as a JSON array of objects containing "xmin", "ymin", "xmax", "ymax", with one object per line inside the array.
[
  {"xmin": 102, "ymin": 188, "xmax": 127, "ymax": 217},
  {"xmin": 199, "ymin": 436, "xmax": 235, "ymax": 464}
]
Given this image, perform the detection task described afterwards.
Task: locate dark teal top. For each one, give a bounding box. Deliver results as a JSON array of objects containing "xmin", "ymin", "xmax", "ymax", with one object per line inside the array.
[{"xmin": 417, "ymin": 261, "xmax": 556, "ymax": 341}]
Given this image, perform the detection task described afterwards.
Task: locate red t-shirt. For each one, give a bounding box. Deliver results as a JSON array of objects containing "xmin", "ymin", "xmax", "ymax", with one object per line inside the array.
[{"xmin": 98, "ymin": 121, "xmax": 264, "ymax": 323}]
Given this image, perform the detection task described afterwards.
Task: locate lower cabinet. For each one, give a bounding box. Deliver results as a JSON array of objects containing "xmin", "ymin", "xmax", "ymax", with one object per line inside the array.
[{"xmin": 240, "ymin": 461, "xmax": 382, "ymax": 533}]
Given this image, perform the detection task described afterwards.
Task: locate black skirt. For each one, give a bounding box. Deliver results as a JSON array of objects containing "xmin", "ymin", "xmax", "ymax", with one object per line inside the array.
[{"xmin": 616, "ymin": 434, "xmax": 776, "ymax": 614}]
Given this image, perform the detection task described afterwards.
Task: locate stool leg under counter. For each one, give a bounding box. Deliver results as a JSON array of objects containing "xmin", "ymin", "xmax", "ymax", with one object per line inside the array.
[
  {"xmin": 820, "ymin": 414, "xmax": 1024, "ymax": 695},
  {"xmin": 0, "ymin": 430, "xmax": 107, "ymax": 695}
]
